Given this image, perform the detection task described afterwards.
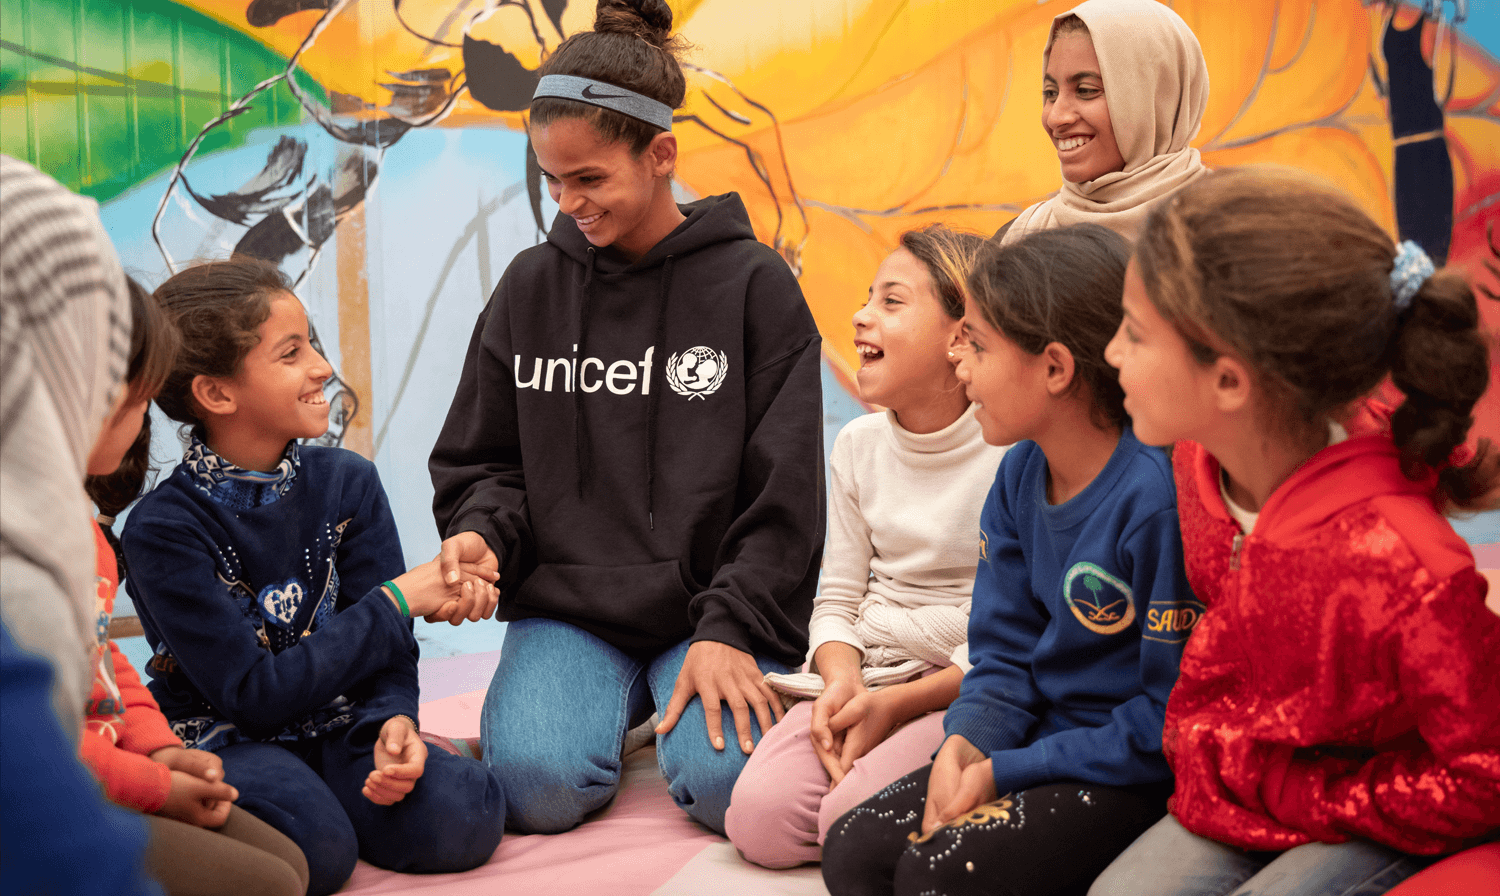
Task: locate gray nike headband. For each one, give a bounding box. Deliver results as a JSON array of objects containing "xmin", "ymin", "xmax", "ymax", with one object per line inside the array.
[{"xmin": 532, "ymin": 75, "xmax": 674, "ymax": 132}]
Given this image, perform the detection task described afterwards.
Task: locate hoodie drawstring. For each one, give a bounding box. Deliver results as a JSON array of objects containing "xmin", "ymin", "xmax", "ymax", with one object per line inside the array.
[
  {"xmin": 574, "ymin": 249, "xmax": 673, "ymax": 531},
  {"xmin": 575, "ymin": 248, "xmax": 597, "ymax": 498},
  {"xmin": 646, "ymin": 256, "xmax": 674, "ymax": 529}
]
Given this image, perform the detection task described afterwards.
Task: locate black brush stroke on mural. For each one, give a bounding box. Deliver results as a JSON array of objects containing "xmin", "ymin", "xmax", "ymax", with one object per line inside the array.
[
  {"xmin": 232, "ymin": 153, "xmax": 371, "ymax": 265},
  {"xmin": 381, "ymin": 67, "xmax": 457, "ymax": 119},
  {"xmin": 246, "ymin": 0, "xmax": 334, "ymax": 29},
  {"xmin": 181, "ymin": 136, "xmax": 307, "ymax": 225},
  {"xmin": 463, "ymin": 32, "xmax": 539, "ymax": 112},
  {"xmin": 540, "ymin": 0, "xmax": 568, "ymax": 34}
]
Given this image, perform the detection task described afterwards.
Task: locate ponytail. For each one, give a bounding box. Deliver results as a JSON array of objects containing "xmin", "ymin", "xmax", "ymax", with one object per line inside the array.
[
  {"xmin": 1387, "ymin": 268, "xmax": 1497, "ymax": 510},
  {"xmin": 1136, "ymin": 167, "xmax": 1497, "ymax": 512}
]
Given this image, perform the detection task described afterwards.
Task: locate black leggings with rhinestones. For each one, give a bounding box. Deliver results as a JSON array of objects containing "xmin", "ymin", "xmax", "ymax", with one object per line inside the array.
[{"xmin": 821, "ymin": 764, "xmax": 1169, "ymax": 896}]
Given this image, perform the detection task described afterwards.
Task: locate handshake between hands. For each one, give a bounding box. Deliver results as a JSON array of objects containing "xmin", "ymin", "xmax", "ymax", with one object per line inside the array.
[{"xmin": 383, "ymin": 531, "xmax": 503, "ymax": 624}]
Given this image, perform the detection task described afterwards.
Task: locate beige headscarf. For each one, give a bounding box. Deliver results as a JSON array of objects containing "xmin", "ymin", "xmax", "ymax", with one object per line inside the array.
[
  {"xmin": 1002, "ymin": 0, "xmax": 1210, "ymax": 245},
  {"xmin": 0, "ymin": 155, "xmax": 131, "ymax": 739}
]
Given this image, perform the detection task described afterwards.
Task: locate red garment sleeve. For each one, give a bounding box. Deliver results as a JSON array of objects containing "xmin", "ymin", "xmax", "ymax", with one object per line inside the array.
[
  {"xmin": 108, "ymin": 642, "xmax": 181, "ymax": 757},
  {"xmin": 77, "ymin": 730, "xmax": 173, "ymax": 814},
  {"xmin": 1261, "ymin": 568, "xmax": 1500, "ymax": 853},
  {"xmin": 77, "ymin": 643, "xmax": 179, "ymax": 814}
]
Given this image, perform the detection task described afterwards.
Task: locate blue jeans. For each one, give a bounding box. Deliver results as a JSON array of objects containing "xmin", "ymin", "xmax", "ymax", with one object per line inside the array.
[
  {"xmin": 1089, "ymin": 815, "xmax": 1429, "ymax": 896},
  {"xmin": 480, "ymin": 617, "xmax": 791, "ymax": 834}
]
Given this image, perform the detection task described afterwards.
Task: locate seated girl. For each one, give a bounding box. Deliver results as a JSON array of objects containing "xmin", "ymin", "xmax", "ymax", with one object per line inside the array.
[
  {"xmin": 83, "ymin": 277, "xmax": 308, "ymax": 896},
  {"xmin": 999, "ymin": 0, "xmax": 1209, "ymax": 245},
  {"xmin": 726, "ymin": 225, "xmax": 1003, "ymax": 867},
  {"xmin": 1091, "ymin": 168, "xmax": 1500, "ymax": 895},
  {"xmin": 821, "ymin": 224, "xmax": 1196, "ymax": 896},
  {"xmin": 121, "ymin": 258, "xmax": 505, "ymax": 896}
]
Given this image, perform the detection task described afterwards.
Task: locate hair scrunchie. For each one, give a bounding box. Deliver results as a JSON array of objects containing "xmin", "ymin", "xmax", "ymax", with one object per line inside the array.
[{"xmin": 1390, "ymin": 240, "xmax": 1434, "ymax": 313}]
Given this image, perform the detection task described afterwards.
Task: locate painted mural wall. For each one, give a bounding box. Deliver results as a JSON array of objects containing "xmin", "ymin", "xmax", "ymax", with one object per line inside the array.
[{"xmin": 4, "ymin": 0, "xmax": 1498, "ymax": 564}]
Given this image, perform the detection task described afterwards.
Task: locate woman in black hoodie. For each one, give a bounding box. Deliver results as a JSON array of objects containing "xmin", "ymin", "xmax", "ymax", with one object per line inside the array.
[{"xmin": 428, "ymin": 0, "xmax": 825, "ymax": 835}]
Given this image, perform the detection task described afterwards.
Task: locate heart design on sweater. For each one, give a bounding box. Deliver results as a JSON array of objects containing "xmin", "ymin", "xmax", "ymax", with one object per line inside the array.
[{"xmin": 258, "ymin": 580, "xmax": 305, "ymax": 627}]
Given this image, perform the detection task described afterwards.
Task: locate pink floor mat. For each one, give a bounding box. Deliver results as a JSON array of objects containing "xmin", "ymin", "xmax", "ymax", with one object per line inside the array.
[{"xmin": 338, "ymin": 688, "xmax": 828, "ymax": 896}]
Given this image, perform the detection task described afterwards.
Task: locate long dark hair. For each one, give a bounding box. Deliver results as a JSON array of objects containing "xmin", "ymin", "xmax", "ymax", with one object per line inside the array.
[
  {"xmin": 86, "ymin": 276, "xmax": 182, "ymax": 572},
  {"xmin": 84, "ymin": 276, "xmax": 181, "ymax": 518},
  {"xmin": 152, "ymin": 256, "xmax": 289, "ymax": 431}
]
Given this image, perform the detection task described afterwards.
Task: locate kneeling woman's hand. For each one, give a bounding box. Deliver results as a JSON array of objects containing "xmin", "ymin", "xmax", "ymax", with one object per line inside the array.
[
  {"xmin": 363, "ymin": 715, "xmax": 428, "ymax": 805},
  {"xmin": 655, "ymin": 641, "xmax": 785, "ymax": 755},
  {"xmin": 921, "ymin": 734, "xmax": 997, "ymax": 834}
]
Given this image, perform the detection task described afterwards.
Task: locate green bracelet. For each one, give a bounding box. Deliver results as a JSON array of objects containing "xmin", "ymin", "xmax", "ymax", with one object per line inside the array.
[{"xmin": 382, "ymin": 580, "xmax": 409, "ymax": 617}]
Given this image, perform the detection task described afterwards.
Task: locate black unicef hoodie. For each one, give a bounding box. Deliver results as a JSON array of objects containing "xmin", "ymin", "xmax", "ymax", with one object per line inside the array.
[{"xmin": 430, "ymin": 193, "xmax": 824, "ymax": 665}]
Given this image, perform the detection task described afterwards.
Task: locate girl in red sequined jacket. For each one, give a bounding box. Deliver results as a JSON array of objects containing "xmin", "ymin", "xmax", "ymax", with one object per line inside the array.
[{"xmin": 1092, "ymin": 168, "xmax": 1500, "ymax": 896}]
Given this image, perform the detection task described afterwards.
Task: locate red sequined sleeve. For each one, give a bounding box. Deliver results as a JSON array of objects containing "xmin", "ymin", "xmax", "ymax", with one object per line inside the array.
[{"xmin": 1262, "ymin": 568, "xmax": 1500, "ymax": 854}]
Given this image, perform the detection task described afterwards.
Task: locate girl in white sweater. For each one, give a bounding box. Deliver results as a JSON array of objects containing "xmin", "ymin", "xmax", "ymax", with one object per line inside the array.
[{"xmin": 726, "ymin": 225, "xmax": 1005, "ymax": 867}]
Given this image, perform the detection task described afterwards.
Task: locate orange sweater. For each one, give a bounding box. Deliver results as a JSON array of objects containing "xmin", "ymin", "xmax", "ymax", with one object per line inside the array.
[{"xmin": 79, "ymin": 523, "xmax": 180, "ymax": 813}]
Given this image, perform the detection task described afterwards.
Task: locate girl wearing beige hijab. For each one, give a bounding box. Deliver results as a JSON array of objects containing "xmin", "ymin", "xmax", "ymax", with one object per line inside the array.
[{"xmin": 1000, "ymin": 0, "xmax": 1209, "ymax": 245}]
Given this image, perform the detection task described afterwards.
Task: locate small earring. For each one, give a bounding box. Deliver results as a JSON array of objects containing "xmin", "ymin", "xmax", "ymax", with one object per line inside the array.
[{"xmin": 947, "ymin": 350, "xmax": 956, "ymax": 358}]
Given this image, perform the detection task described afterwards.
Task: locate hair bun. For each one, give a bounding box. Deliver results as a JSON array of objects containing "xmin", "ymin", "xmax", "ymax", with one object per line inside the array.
[{"xmin": 595, "ymin": 0, "xmax": 673, "ymax": 45}]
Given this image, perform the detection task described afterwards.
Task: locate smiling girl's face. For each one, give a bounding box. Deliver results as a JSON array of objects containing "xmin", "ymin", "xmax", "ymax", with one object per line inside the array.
[
  {"xmin": 218, "ymin": 292, "xmax": 333, "ymax": 450},
  {"xmin": 1103, "ymin": 260, "xmax": 1221, "ymax": 446},
  {"xmin": 851, "ymin": 248, "xmax": 964, "ymax": 417},
  {"xmin": 1042, "ymin": 32, "xmax": 1126, "ymax": 185},
  {"xmin": 951, "ymin": 296, "xmax": 1051, "ymax": 447}
]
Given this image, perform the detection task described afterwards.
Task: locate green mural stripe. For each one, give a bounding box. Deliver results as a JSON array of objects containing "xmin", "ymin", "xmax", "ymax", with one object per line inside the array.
[
  {"xmin": 0, "ymin": 39, "xmax": 227, "ymax": 101},
  {"xmin": 0, "ymin": 0, "xmax": 308, "ymax": 205}
]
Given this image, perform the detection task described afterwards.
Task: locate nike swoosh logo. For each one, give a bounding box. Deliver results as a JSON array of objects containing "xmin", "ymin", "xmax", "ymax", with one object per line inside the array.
[{"xmin": 581, "ymin": 84, "xmax": 631, "ymax": 100}]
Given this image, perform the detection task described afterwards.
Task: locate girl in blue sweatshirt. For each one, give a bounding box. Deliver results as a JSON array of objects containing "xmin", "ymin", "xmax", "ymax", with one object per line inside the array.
[
  {"xmin": 821, "ymin": 224, "xmax": 1195, "ymax": 896},
  {"xmin": 120, "ymin": 258, "xmax": 505, "ymax": 896}
]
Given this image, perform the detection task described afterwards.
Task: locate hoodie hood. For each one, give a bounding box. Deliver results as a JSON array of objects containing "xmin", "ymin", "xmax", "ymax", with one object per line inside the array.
[
  {"xmin": 1189, "ymin": 404, "xmax": 1438, "ymax": 543},
  {"xmin": 546, "ymin": 192, "xmax": 758, "ymax": 272}
]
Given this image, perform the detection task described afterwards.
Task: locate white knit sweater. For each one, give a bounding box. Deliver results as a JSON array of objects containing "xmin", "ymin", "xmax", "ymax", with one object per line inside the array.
[{"xmin": 786, "ymin": 405, "xmax": 1005, "ymax": 691}]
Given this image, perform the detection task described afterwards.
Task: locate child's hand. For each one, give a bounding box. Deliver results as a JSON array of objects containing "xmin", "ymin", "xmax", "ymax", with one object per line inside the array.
[
  {"xmin": 428, "ymin": 532, "xmax": 502, "ymax": 624},
  {"xmin": 809, "ymin": 677, "xmax": 863, "ymax": 784},
  {"xmin": 157, "ymin": 769, "xmax": 237, "ymax": 828},
  {"xmin": 824, "ymin": 688, "xmax": 900, "ymax": 786},
  {"xmin": 423, "ymin": 569, "xmax": 501, "ymax": 626},
  {"xmin": 149, "ymin": 745, "xmax": 225, "ymax": 783},
  {"xmin": 363, "ymin": 716, "xmax": 427, "ymax": 805},
  {"xmin": 921, "ymin": 735, "xmax": 997, "ymax": 834},
  {"xmin": 655, "ymin": 641, "xmax": 785, "ymax": 754},
  {"xmin": 387, "ymin": 557, "xmax": 496, "ymax": 622}
]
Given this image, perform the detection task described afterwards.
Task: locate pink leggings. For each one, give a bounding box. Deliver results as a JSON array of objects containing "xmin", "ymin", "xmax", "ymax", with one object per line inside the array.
[{"xmin": 724, "ymin": 700, "xmax": 947, "ymax": 868}]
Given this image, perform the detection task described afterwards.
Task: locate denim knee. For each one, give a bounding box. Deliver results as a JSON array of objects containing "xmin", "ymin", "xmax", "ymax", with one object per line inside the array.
[
  {"xmin": 659, "ymin": 734, "xmax": 750, "ymax": 834},
  {"xmin": 487, "ymin": 731, "xmax": 621, "ymax": 834}
]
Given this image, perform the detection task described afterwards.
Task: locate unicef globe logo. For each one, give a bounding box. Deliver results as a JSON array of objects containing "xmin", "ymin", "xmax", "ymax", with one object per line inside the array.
[{"xmin": 665, "ymin": 346, "xmax": 729, "ymax": 399}]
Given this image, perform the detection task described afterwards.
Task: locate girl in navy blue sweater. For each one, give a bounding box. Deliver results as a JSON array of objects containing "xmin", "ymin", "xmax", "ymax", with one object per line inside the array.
[
  {"xmin": 121, "ymin": 258, "xmax": 505, "ymax": 896},
  {"xmin": 821, "ymin": 225, "xmax": 1195, "ymax": 896}
]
